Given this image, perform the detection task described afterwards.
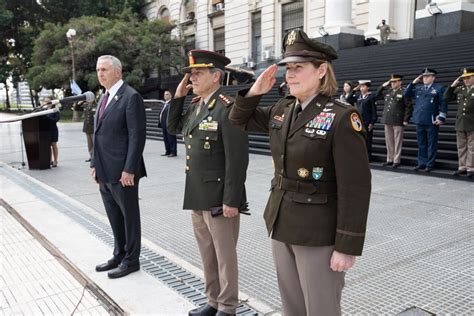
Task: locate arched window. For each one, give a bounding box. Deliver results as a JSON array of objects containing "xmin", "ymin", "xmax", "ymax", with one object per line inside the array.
[{"xmin": 159, "ymin": 6, "xmax": 170, "ymax": 23}]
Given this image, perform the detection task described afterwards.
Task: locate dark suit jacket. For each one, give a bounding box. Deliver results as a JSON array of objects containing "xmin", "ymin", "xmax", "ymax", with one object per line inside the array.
[
  {"xmin": 167, "ymin": 88, "xmax": 249, "ymax": 210},
  {"xmin": 159, "ymin": 101, "xmax": 170, "ymax": 129},
  {"xmin": 355, "ymin": 92, "xmax": 378, "ymax": 127},
  {"xmin": 229, "ymin": 91, "xmax": 371, "ymax": 255},
  {"xmin": 91, "ymin": 82, "xmax": 147, "ymax": 183}
]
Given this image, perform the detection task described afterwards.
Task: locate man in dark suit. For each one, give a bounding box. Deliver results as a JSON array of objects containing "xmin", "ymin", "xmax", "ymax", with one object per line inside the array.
[
  {"xmin": 167, "ymin": 50, "xmax": 249, "ymax": 316},
  {"xmin": 159, "ymin": 89, "xmax": 177, "ymax": 157},
  {"xmin": 92, "ymin": 55, "xmax": 147, "ymax": 279}
]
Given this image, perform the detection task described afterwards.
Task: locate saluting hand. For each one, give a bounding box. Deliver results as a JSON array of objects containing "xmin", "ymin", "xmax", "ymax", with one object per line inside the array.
[
  {"xmin": 247, "ymin": 64, "xmax": 278, "ymax": 97},
  {"xmin": 222, "ymin": 204, "xmax": 239, "ymax": 218},
  {"xmin": 175, "ymin": 73, "xmax": 193, "ymax": 98},
  {"xmin": 330, "ymin": 250, "xmax": 356, "ymax": 272},
  {"xmin": 412, "ymin": 74, "xmax": 423, "ymax": 84},
  {"xmin": 382, "ymin": 80, "xmax": 391, "ymax": 87},
  {"xmin": 451, "ymin": 76, "xmax": 462, "ymax": 87}
]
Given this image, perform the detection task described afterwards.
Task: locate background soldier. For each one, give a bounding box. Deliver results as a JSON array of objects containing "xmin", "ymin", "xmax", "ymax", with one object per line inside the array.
[
  {"xmin": 79, "ymin": 99, "xmax": 96, "ymax": 162},
  {"xmin": 355, "ymin": 80, "xmax": 378, "ymax": 161},
  {"xmin": 404, "ymin": 68, "xmax": 447, "ymax": 172},
  {"xmin": 444, "ymin": 67, "xmax": 474, "ymax": 178},
  {"xmin": 376, "ymin": 74, "xmax": 411, "ymax": 168},
  {"xmin": 167, "ymin": 50, "xmax": 249, "ymax": 316},
  {"xmin": 376, "ymin": 19, "xmax": 391, "ymax": 45}
]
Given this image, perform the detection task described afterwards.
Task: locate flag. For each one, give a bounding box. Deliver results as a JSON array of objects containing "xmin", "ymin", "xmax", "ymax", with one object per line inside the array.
[{"xmin": 70, "ymin": 80, "xmax": 82, "ymax": 95}]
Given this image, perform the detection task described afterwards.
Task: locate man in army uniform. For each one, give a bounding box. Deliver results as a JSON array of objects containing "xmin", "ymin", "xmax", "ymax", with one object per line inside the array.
[
  {"xmin": 82, "ymin": 99, "xmax": 96, "ymax": 162},
  {"xmin": 376, "ymin": 19, "xmax": 391, "ymax": 45},
  {"xmin": 404, "ymin": 68, "xmax": 447, "ymax": 172},
  {"xmin": 444, "ymin": 67, "xmax": 474, "ymax": 178},
  {"xmin": 376, "ymin": 74, "xmax": 411, "ymax": 168},
  {"xmin": 167, "ymin": 50, "xmax": 249, "ymax": 316}
]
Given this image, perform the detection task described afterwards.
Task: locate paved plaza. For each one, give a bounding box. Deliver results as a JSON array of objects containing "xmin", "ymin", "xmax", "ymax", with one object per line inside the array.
[{"xmin": 0, "ymin": 113, "xmax": 473, "ymax": 315}]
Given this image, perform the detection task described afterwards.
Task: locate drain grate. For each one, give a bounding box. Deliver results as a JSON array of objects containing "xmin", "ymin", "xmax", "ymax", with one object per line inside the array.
[{"xmin": 1, "ymin": 166, "xmax": 260, "ymax": 315}]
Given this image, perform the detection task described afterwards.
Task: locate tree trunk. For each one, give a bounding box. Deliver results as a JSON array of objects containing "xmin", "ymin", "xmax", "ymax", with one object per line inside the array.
[{"xmin": 4, "ymin": 83, "xmax": 10, "ymax": 110}]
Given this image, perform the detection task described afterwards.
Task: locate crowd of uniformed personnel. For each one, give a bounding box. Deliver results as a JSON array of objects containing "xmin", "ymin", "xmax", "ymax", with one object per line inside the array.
[{"xmin": 339, "ymin": 67, "xmax": 473, "ymax": 178}]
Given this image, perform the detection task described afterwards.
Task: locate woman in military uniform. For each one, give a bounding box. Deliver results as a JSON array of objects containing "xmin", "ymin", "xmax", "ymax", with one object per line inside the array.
[{"xmin": 229, "ymin": 30, "xmax": 371, "ymax": 315}]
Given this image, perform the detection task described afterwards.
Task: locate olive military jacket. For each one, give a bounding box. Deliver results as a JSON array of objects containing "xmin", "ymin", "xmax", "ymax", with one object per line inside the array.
[
  {"xmin": 444, "ymin": 85, "xmax": 474, "ymax": 132},
  {"xmin": 229, "ymin": 91, "xmax": 371, "ymax": 255},
  {"xmin": 167, "ymin": 89, "xmax": 249, "ymax": 211},
  {"xmin": 375, "ymin": 85, "xmax": 411, "ymax": 126}
]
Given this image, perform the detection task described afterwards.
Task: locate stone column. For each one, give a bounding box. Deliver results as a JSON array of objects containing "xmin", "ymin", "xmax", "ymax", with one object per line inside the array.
[{"xmin": 318, "ymin": 0, "xmax": 364, "ymax": 50}]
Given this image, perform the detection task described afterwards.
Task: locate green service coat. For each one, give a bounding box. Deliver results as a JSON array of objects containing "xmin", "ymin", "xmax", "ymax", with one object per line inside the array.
[
  {"xmin": 229, "ymin": 91, "xmax": 371, "ymax": 255},
  {"xmin": 167, "ymin": 89, "xmax": 249, "ymax": 211}
]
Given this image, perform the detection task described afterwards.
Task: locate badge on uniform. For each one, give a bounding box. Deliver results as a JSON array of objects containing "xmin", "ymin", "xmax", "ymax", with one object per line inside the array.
[
  {"xmin": 199, "ymin": 120, "xmax": 218, "ymax": 131},
  {"xmin": 204, "ymin": 141, "xmax": 211, "ymax": 150},
  {"xmin": 272, "ymin": 114, "xmax": 284, "ymax": 122},
  {"xmin": 312, "ymin": 167, "xmax": 323, "ymax": 180},
  {"xmin": 297, "ymin": 168, "xmax": 309, "ymax": 178},
  {"xmin": 350, "ymin": 112, "xmax": 363, "ymax": 132},
  {"xmin": 207, "ymin": 99, "xmax": 216, "ymax": 110},
  {"xmin": 306, "ymin": 112, "xmax": 336, "ymax": 131}
]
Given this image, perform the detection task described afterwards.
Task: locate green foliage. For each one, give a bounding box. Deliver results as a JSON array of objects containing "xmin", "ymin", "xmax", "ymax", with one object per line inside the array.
[{"xmin": 27, "ymin": 13, "xmax": 186, "ymax": 92}]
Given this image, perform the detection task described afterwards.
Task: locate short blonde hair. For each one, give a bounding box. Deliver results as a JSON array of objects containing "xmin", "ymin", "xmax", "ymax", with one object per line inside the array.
[{"xmin": 311, "ymin": 60, "xmax": 338, "ymax": 97}]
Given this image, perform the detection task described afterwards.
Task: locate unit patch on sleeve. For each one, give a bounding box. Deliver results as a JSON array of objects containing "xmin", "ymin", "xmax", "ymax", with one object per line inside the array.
[{"xmin": 350, "ymin": 112, "xmax": 363, "ymax": 132}]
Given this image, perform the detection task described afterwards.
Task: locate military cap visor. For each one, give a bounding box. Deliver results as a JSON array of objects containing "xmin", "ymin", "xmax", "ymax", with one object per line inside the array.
[
  {"xmin": 421, "ymin": 67, "xmax": 437, "ymax": 76},
  {"xmin": 460, "ymin": 67, "xmax": 474, "ymax": 78},
  {"xmin": 358, "ymin": 80, "xmax": 372, "ymax": 86},
  {"xmin": 183, "ymin": 49, "xmax": 231, "ymax": 72},
  {"xmin": 278, "ymin": 29, "xmax": 338, "ymax": 65},
  {"xmin": 389, "ymin": 74, "xmax": 403, "ymax": 82}
]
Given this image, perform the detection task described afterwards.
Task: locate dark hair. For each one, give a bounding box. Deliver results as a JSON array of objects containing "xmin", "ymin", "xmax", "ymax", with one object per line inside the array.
[{"xmin": 343, "ymin": 81, "xmax": 353, "ymax": 89}]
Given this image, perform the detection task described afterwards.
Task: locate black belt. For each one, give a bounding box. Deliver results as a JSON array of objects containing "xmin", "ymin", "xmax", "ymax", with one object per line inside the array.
[{"xmin": 275, "ymin": 175, "xmax": 337, "ymax": 195}]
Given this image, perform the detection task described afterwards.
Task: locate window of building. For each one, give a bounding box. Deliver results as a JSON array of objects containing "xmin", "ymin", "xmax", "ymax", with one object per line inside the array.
[
  {"xmin": 251, "ymin": 12, "xmax": 261, "ymax": 63},
  {"xmin": 212, "ymin": 0, "xmax": 225, "ymax": 12},
  {"xmin": 159, "ymin": 7, "xmax": 170, "ymax": 23},
  {"xmin": 213, "ymin": 27, "xmax": 225, "ymax": 55},
  {"xmin": 184, "ymin": 35, "xmax": 195, "ymax": 53},
  {"xmin": 282, "ymin": 1, "xmax": 304, "ymax": 35},
  {"xmin": 415, "ymin": 0, "xmax": 430, "ymax": 11}
]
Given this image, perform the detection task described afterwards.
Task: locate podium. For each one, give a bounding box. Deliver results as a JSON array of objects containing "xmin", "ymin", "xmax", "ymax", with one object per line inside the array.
[{"xmin": 22, "ymin": 114, "xmax": 52, "ymax": 170}]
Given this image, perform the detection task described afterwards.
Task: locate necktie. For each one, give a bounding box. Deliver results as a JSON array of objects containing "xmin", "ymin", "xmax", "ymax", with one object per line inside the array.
[
  {"xmin": 98, "ymin": 92, "xmax": 109, "ymax": 120},
  {"xmin": 425, "ymin": 85, "xmax": 429, "ymax": 91},
  {"xmin": 196, "ymin": 100, "xmax": 205, "ymax": 116},
  {"xmin": 293, "ymin": 103, "xmax": 302, "ymax": 124},
  {"xmin": 160, "ymin": 101, "xmax": 168, "ymax": 121}
]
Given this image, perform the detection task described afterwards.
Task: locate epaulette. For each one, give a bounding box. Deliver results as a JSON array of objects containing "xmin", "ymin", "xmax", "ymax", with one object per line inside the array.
[
  {"xmin": 191, "ymin": 96, "xmax": 201, "ymax": 104},
  {"xmin": 219, "ymin": 94, "xmax": 234, "ymax": 107},
  {"xmin": 332, "ymin": 98, "xmax": 352, "ymax": 109}
]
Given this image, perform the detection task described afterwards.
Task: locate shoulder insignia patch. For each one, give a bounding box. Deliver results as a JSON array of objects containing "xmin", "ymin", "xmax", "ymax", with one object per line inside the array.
[
  {"xmin": 219, "ymin": 94, "xmax": 234, "ymax": 107},
  {"xmin": 191, "ymin": 96, "xmax": 201, "ymax": 104},
  {"xmin": 207, "ymin": 99, "xmax": 216, "ymax": 110},
  {"xmin": 350, "ymin": 112, "xmax": 363, "ymax": 132}
]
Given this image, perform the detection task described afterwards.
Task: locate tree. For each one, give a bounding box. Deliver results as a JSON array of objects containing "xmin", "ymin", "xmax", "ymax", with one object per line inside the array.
[{"xmin": 27, "ymin": 13, "xmax": 186, "ymax": 94}]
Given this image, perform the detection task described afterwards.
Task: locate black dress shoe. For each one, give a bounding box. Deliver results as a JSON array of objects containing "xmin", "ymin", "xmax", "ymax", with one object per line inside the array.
[
  {"xmin": 95, "ymin": 259, "xmax": 119, "ymax": 272},
  {"xmin": 85, "ymin": 158, "xmax": 91, "ymax": 162},
  {"xmin": 423, "ymin": 167, "xmax": 434, "ymax": 172},
  {"xmin": 452, "ymin": 170, "xmax": 467, "ymax": 176},
  {"xmin": 216, "ymin": 311, "xmax": 235, "ymax": 316},
  {"xmin": 382, "ymin": 162, "xmax": 393, "ymax": 167},
  {"xmin": 189, "ymin": 304, "xmax": 218, "ymax": 316},
  {"xmin": 413, "ymin": 165, "xmax": 425, "ymax": 171},
  {"xmin": 107, "ymin": 263, "xmax": 140, "ymax": 279},
  {"xmin": 168, "ymin": 153, "xmax": 177, "ymax": 157},
  {"xmin": 161, "ymin": 153, "xmax": 170, "ymax": 156},
  {"xmin": 467, "ymin": 172, "xmax": 474, "ymax": 179},
  {"xmin": 392, "ymin": 163, "xmax": 400, "ymax": 168}
]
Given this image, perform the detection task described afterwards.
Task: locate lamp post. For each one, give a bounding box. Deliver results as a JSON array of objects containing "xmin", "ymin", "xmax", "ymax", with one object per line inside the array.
[
  {"xmin": 66, "ymin": 28, "xmax": 76, "ymax": 81},
  {"xmin": 66, "ymin": 28, "xmax": 80, "ymax": 121}
]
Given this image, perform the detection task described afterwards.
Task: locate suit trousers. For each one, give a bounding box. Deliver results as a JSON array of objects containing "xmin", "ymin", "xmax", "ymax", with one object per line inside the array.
[
  {"xmin": 456, "ymin": 131, "xmax": 474, "ymax": 172},
  {"xmin": 384, "ymin": 125, "xmax": 404, "ymax": 163},
  {"xmin": 365, "ymin": 124, "xmax": 374, "ymax": 161},
  {"xmin": 99, "ymin": 181, "xmax": 141, "ymax": 265},
  {"xmin": 86, "ymin": 133, "xmax": 93, "ymax": 158},
  {"xmin": 162, "ymin": 127, "xmax": 177, "ymax": 155},
  {"xmin": 192, "ymin": 210, "xmax": 240, "ymax": 314},
  {"xmin": 416, "ymin": 124, "xmax": 439, "ymax": 168},
  {"xmin": 272, "ymin": 240, "xmax": 345, "ymax": 316}
]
